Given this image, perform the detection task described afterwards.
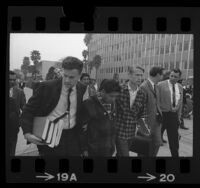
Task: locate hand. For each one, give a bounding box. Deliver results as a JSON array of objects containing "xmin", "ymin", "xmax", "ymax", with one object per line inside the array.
[
  {"xmin": 82, "ymin": 124, "xmax": 88, "ymax": 132},
  {"xmin": 172, "ymin": 107, "xmax": 177, "ymax": 112},
  {"xmin": 24, "ymin": 133, "xmax": 47, "ymax": 145}
]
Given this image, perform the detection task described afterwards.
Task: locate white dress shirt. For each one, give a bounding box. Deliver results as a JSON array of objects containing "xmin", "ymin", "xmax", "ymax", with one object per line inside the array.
[
  {"xmin": 128, "ymin": 82, "xmax": 138, "ymax": 108},
  {"xmin": 9, "ymin": 87, "xmax": 13, "ymax": 98},
  {"xmin": 167, "ymin": 80, "xmax": 180, "ymax": 107},
  {"xmin": 48, "ymin": 84, "xmax": 77, "ymax": 130},
  {"xmin": 83, "ymin": 85, "xmax": 89, "ymax": 101}
]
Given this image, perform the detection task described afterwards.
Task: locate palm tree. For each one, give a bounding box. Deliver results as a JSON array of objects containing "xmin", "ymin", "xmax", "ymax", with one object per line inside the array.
[
  {"xmin": 92, "ymin": 55, "xmax": 102, "ymax": 79},
  {"xmin": 21, "ymin": 56, "xmax": 30, "ymax": 80},
  {"xmin": 82, "ymin": 50, "xmax": 89, "ymax": 73},
  {"xmin": 84, "ymin": 34, "xmax": 92, "ymax": 46},
  {"xmin": 30, "ymin": 50, "xmax": 41, "ymax": 79}
]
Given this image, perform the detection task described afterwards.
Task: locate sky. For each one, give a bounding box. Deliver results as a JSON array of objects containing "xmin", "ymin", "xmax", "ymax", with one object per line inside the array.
[{"xmin": 9, "ymin": 33, "xmax": 87, "ymax": 70}]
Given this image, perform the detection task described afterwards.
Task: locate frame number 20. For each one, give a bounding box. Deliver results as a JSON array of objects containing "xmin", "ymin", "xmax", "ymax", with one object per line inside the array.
[{"xmin": 159, "ymin": 174, "xmax": 175, "ymax": 182}]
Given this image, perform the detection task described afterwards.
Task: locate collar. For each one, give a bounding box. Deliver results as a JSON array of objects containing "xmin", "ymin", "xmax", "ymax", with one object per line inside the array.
[
  {"xmin": 168, "ymin": 79, "xmax": 176, "ymax": 86},
  {"xmin": 128, "ymin": 82, "xmax": 138, "ymax": 92},
  {"xmin": 62, "ymin": 80, "xmax": 76, "ymax": 93},
  {"xmin": 148, "ymin": 78, "xmax": 155, "ymax": 89}
]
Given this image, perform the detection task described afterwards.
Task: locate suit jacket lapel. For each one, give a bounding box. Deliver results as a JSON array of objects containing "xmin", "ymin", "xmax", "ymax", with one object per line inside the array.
[
  {"xmin": 123, "ymin": 85, "xmax": 131, "ymax": 109},
  {"xmin": 146, "ymin": 80, "xmax": 163, "ymax": 114},
  {"xmin": 50, "ymin": 78, "xmax": 63, "ymax": 110},
  {"xmin": 146, "ymin": 80, "xmax": 156, "ymax": 96},
  {"xmin": 76, "ymin": 82, "xmax": 82, "ymax": 114}
]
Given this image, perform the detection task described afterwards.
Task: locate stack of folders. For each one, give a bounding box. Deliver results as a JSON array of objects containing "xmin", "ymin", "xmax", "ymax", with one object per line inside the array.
[{"xmin": 33, "ymin": 117, "xmax": 65, "ymax": 148}]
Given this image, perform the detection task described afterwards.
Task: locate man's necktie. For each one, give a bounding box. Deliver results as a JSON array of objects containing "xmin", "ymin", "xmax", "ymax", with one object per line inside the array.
[
  {"xmin": 154, "ymin": 84, "xmax": 159, "ymax": 111},
  {"xmin": 67, "ymin": 87, "xmax": 73, "ymax": 128},
  {"xmin": 172, "ymin": 83, "xmax": 176, "ymax": 107},
  {"xmin": 154, "ymin": 84, "xmax": 157, "ymax": 98}
]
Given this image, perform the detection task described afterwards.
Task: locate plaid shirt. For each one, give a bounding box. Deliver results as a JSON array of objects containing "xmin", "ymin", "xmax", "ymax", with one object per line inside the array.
[{"xmin": 116, "ymin": 84, "xmax": 148, "ymax": 140}]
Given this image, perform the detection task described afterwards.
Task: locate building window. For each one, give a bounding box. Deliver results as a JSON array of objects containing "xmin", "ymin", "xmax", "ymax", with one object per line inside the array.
[
  {"xmin": 184, "ymin": 60, "xmax": 188, "ymax": 69},
  {"xmin": 155, "ymin": 48, "xmax": 159, "ymax": 55},
  {"xmin": 178, "ymin": 43, "xmax": 183, "ymax": 51},
  {"xmin": 189, "ymin": 60, "xmax": 193, "ymax": 69},
  {"xmin": 143, "ymin": 35, "xmax": 146, "ymax": 43},
  {"xmin": 128, "ymin": 52, "xmax": 131, "ymax": 59},
  {"xmin": 138, "ymin": 51, "xmax": 141, "ymax": 58},
  {"xmin": 160, "ymin": 47, "xmax": 164, "ymax": 54},
  {"xmin": 165, "ymin": 45, "xmax": 169, "ymax": 54},
  {"xmin": 175, "ymin": 61, "xmax": 180, "ymax": 69},
  {"xmin": 170, "ymin": 44, "xmax": 175, "ymax": 53},
  {"xmin": 184, "ymin": 41, "xmax": 189, "ymax": 51},
  {"xmin": 161, "ymin": 34, "xmax": 165, "ymax": 38},
  {"xmin": 164, "ymin": 62, "xmax": 169, "ymax": 69},
  {"xmin": 190, "ymin": 39, "xmax": 193, "ymax": 49},
  {"xmin": 170, "ymin": 61, "xmax": 174, "ymax": 70}
]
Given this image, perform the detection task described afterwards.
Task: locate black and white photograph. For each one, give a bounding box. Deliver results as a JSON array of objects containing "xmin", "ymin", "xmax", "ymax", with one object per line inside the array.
[{"xmin": 8, "ymin": 33, "xmax": 193, "ymax": 157}]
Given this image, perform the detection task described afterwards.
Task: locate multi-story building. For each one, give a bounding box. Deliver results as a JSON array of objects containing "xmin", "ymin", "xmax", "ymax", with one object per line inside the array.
[{"xmin": 87, "ymin": 34, "xmax": 193, "ymax": 84}]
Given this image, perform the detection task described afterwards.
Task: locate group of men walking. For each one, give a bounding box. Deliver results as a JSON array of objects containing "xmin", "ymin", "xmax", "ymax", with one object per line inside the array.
[{"xmin": 9, "ymin": 56, "xmax": 185, "ymax": 157}]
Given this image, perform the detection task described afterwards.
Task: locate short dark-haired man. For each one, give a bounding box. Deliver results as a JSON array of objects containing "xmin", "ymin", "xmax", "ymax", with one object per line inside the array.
[
  {"xmin": 133, "ymin": 66, "xmax": 164, "ymax": 156},
  {"xmin": 81, "ymin": 79, "xmax": 121, "ymax": 156},
  {"xmin": 20, "ymin": 56, "xmax": 87, "ymax": 156},
  {"xmin": 115, "ymin": 66, "xmax": 144, "ymax": 156},
  {"xmin": 80, "ymin": 73, "xmax": 90, "ymax": 86},
  {"xmin": 157, "ymin": 68, "xmax": 183, "ymax": 157}
]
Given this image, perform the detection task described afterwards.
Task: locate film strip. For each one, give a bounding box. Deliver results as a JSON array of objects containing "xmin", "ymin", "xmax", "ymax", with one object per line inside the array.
[{"xmin": 3, "ymin": 3, "xmax": 200, "ymax": 184}]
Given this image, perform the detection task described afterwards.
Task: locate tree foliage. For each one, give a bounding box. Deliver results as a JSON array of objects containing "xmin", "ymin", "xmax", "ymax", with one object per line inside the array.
[
  {"xmin": 84, "ymin": 34, "xmax": 92, "ymax": 46},
  {"xmin": 30, "ymin": 50, "xmax": 41, "ymax": 65},
  {"xmin": 82, "ymin": 50, "xmax": 88, "ymax": 59},
  {"xmin": 21, "ymin": 56, "xmax": 30, "ymax": 79},
  {"xmin": 30, "ymin": 50, "xmax": 41, "ymax": 79},
  {"xmin": 93, "ymin": 55, "xmax": 102, "ymax": 70}
]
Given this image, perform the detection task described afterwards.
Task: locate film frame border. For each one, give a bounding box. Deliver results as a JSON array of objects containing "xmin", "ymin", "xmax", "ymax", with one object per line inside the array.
[{"xmin": 3, "ymin": 4, "xmax": 200, "ymax": 184}]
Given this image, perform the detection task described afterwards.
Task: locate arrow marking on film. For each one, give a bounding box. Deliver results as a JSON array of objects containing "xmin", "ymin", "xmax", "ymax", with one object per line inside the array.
[
  {"xmin": 138, "ymin": 173, "xmax": 156, "ymax": 182},
  {"xmin": 36, "ymin": 172, "xmax": 55, "ymax": 181}
]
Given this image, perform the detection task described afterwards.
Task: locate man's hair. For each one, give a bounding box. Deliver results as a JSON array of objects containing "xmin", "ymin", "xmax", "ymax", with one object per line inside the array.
[
  {"xmin": 149, "ymin": 66, "xmax": 164, "ymax": 77},
  {"xmin": 48, "ymin": 66, "xmax": 55, "ymax": 73},
  {"xmin": 128, "ymin": 66, "xmax": 144, "ymax": 74},
  {"xmin": 99, "ymin": 79, "xmax": 121, "ymax": 94},
  {"xmin": 162, "ymin": 70, "xmax": 171, "ymax": 81},
  {"xmin": 171, "ymin": 68, "xmax": 182, "ymax": 76},
  {"xmin": 9, "ymin": 70, "xmax": 16, "ymax": 75},
  {"xmin": 62, "ymin": 56, "xmax": 83, "ymax": 74},
  {"xmin": 80, "ymin": 73, "xmax": 90, "ymax": 80}
]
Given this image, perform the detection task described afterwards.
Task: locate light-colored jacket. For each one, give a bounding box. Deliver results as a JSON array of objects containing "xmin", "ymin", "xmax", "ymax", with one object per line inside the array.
[
  {"xmin": 157, "ymin": 80, "xmax": 183, "ymax": 119},
  {"xmin": 136, "ymin": 80, "xmax": 163, "ymax": 146}
]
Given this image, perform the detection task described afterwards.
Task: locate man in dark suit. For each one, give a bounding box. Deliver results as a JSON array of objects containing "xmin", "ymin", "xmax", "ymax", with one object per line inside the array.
[
  {"xmin": 133, "ymin": 67, "xmax": 164, "ymax": 156},
  {"xmin": 19, "ymin": 81, "xmax": 26, "ymax": 90},
  {"xmin": 115, "ymin": 66, "xmax": 144, "ymax": 156},
  {"xmin": 157, "ymin": 69, "xmax": 183, "ymax": 157},
  {"xmin": 20, "ymin": 57, "xmax": 87, "ymax": 156},
  {"xmin": 8, "ymin": 71, "xmax": 26, "ymax": 155}
]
